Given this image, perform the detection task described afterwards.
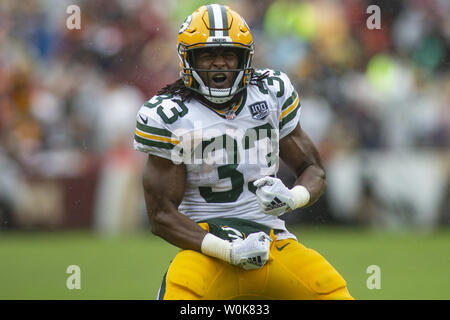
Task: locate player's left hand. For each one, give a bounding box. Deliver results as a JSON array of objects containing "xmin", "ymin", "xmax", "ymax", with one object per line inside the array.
[
  {"xmin": 254, "ymin": 176, "xmax": 310, "ymax": 216},
  {"xmin": 253, "ymin": 177, "xmax": 292, "ymax": 216}
]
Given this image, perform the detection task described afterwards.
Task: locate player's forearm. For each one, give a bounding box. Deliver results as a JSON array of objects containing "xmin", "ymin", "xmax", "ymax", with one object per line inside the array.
[
  {"xmin": 293, "ymin": 164, "xmax": 326, "ymax": 207},
  {"xmin": 148, "ymin": 205, "xmax": 207, "ymax": 252}
]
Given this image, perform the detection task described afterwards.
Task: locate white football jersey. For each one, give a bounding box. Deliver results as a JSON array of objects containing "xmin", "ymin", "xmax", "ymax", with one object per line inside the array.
[{"xmin": 134, "ymin": 69, "xmax": 302, "ymax": 240}]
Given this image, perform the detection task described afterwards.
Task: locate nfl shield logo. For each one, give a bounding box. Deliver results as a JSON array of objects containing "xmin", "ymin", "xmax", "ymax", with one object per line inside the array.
[
  {"xmin": 226, "ymin": 110, "xmax": 236, "ymax": 120},
  {"xmin": 248, "ymin": 101, "xmax": 269, "ymax": 120}
]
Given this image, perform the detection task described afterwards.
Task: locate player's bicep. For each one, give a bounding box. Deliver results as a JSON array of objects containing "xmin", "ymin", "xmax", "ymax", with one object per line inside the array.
[
  {"xmin": 142, "ymin": 154, "xmax": 186, "ymax": 215},
  {"xmin": 279, "ymin": 123, "xmax": 323, "ymax": 175},
  {"xmin": 142, "ymin": 154, "xmax": 207, "ymax": 251}
]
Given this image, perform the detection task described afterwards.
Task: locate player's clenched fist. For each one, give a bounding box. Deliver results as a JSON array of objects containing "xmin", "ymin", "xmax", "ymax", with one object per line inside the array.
[
  {"xmin": 201, "ymin": 231, "xmax": 271, "ymax": 270},
  {"xmin": 230, "ymin": 232, "xmax": 271, "ymax": 270},
  {"xmin": 254, "ymin": 177, "xmax": 310, "ymax": 216}
]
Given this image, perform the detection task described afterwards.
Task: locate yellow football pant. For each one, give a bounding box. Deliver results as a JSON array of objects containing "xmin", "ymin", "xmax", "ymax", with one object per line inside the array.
[{"xmin": 159, "ymin": 233, "xmax": 354, "ymax": 300}]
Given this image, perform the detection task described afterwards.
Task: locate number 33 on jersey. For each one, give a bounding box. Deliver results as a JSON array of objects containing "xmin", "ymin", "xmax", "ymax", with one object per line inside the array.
[{"xmin": 133, "ymin": 69, "xmax": 301, "ymax": 233}]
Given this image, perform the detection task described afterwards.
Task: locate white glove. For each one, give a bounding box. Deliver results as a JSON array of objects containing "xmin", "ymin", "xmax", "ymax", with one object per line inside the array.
[
  {"xmin": 201, "ymin": 231, "xmax": 271, "ymax": 270},
  {"xmin": 230, "ymin": 232, "xmax": 271, "ymax": 270},
  {"xmin": 254, "ymin": 176, "xmax": 310, "ymax": 216}
]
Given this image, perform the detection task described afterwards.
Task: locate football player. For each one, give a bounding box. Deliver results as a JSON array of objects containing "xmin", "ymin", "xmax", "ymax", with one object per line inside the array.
[{"xmin": 134, "ymin": 4, "xmax": 353, "ymax": 300}]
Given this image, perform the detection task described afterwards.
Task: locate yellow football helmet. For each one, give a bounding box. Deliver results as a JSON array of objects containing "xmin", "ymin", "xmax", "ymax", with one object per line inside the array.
[{"xmin": 177, "ymin": 4, "xmax": 254, "ymax": 104}]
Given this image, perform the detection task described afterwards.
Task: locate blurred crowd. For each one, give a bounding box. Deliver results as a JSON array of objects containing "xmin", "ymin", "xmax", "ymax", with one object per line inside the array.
[{"xmin": 0, "ymin": 0, "xmax": 449, "ymax": 231}]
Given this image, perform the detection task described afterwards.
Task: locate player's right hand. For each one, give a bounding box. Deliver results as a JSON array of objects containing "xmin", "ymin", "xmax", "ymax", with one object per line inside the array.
[{"xmin": 230, "ymin": 232, "xmax": 271, "ymax": 270}]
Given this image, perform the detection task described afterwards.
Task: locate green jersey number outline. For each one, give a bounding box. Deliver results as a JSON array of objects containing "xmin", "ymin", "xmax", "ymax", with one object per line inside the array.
[
  {"xmin": 144, "ymin": 94, "xmax": 188, "ymax": 124},
  {"xmin": 255, "ymin": 70, "xmax": 285, "ymax": 98},
  {"xmin": 199, "ymin": 123, "xmax": 277, "ymax": 203}
]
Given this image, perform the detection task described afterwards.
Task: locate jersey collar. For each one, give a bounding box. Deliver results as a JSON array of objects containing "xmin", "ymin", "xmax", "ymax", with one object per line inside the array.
[{"xmin": 199, "ymin": 90, "xmax": 247, "ymax": 120}]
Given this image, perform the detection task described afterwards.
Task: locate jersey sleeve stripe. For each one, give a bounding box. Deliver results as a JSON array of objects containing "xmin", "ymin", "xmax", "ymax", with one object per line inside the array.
[
  {"xmin": 135, "ymin": 129, "xmax": 180, "ymax": 145},
  {"xmin": 280, "ymin": 90, "xmax": 298, "ymax": 111},
  {"xmin": 279, "ymin": 94, "xmax": 300, "ymax": 121},
  {"xmin": 279, "ymin": 102, "xmax": 301, "ymax": 130},
  {"xmin": 134, "ymin": 134, "xmax": 177, "ymax": 150},
  {"xmin": 136, "ymin": 121, "xmax": 173, "ymax": 137}
]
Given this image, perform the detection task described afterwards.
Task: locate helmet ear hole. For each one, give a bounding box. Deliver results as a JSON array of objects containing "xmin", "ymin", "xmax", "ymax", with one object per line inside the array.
[
  {"xmin": 234, "ymin": 48, "xmax": 247, "ymax": 69},
  {"xmin": 186, "ymin": 50, "xmax": 196, "ymax": 68}
]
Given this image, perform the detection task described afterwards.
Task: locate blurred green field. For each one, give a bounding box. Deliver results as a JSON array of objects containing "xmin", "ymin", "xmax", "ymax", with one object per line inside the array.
[{"xmin": 1, "ymin": 226, "xmax": 449, "ymax": 300}]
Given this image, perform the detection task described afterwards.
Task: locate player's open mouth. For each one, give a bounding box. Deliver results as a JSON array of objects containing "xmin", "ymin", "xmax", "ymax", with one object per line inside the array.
[{"xmin": 210, "ymin": 73, "xmax": 229, "ymax": 87}]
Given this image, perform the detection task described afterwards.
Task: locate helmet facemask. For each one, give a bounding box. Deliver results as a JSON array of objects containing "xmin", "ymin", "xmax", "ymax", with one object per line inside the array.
[{"xmin": 178, "ymin": 43, "xmax": 254, "ymax": 104}]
